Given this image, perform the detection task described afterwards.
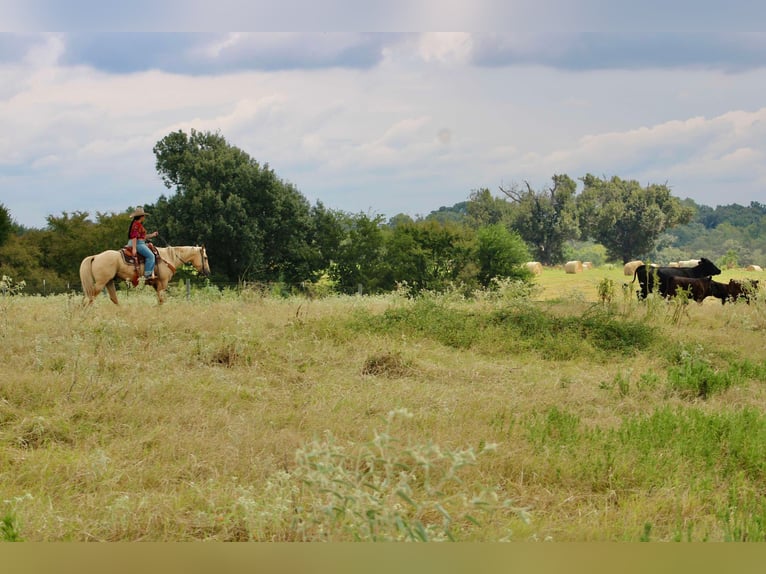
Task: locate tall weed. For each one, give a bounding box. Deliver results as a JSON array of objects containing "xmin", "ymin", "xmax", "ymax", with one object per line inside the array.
[
  {"xmin": 284, "ymin": 409, "xmax": 528, "ymax": 541},
  {"xmin": 664, "ymin": 345, "xmax": 766, "ymax": 399}
]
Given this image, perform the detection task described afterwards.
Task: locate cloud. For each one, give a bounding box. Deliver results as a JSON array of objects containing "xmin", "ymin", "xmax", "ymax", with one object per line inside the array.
[
  {"xmin": 6, "ymin": 32, "xmax": 766, "ymax": 77},
  {"xmin": 470, "ymin": 32, "xmax": 766, "ymax": 73},
  {"xmin": 8, "ymin": 32, "xmax": 398, "ymax": 75},
  {"xmin": 3, "ymin": 28, "xmax": 766, "ymax": 229},
  {"xmin": 506, "ymin": 107, "xmax": 766, "ymax": 206}
]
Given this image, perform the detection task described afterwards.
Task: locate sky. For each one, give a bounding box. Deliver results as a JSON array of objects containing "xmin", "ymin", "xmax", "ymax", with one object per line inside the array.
[{"xmin": 2, "ymin": 2, "xmax": 766, "ymax": 229}]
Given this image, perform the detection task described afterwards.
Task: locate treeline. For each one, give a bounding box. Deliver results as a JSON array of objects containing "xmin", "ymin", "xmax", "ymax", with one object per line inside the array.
[{"xmin": 1, "ymin": 128, "xmax": 765, "ymax": 296}]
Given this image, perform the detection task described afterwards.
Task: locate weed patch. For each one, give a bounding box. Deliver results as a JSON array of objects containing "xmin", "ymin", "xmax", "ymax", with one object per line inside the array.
[
  {"xmin": 664, "ymin": 346, "xmax": 766, "ymax": 399},
  {"xmin": 284, "ymin": 409, "xmax": 528, "ymax": 541},
  {"xmin": 361, "ymin": 352, "xmax": 413, "ymax": 378}
]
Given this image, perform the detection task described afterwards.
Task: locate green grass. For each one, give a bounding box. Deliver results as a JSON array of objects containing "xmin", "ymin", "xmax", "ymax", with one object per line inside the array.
[{"xmin": 0, "ymin": 268, "xmax": 765, "ymax": 541}]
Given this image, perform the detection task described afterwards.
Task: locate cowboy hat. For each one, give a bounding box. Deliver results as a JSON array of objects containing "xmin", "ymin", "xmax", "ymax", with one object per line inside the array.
[{"xmin": 129, "ymin": 207, "xmax": 150, "ymax": 218}]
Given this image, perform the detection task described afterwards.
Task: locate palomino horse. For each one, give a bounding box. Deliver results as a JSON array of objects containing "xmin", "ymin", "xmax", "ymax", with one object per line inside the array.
[{"xmin": 79, "ymin": 245, "xmax": 211, "ymax": 305}]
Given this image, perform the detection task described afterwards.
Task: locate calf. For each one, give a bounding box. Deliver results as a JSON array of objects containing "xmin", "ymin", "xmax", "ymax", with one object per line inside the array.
[
  {"xmin": 710, "ymin": 279, "xmax": 760, "ymax": 304},
  {"xmin": 666, "ymin": 276, "xmax": 713, "ymax": 303}
]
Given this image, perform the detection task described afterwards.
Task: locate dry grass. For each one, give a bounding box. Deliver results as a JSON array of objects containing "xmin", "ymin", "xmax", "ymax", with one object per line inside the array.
[{"xmin": 1, "ymin": 270, "xmax": 766, "ymax": 541}]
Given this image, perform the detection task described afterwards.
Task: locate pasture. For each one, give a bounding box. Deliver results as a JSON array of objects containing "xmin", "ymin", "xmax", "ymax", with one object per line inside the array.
[{"xmin": 1, "ymin": 265, "xmax": 766, "ymax": 541}]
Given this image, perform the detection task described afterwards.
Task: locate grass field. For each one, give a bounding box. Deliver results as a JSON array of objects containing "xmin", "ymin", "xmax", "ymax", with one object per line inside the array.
[{"xmin": 1, "ymin": 265, "xmax": 766, "ymax": 541}]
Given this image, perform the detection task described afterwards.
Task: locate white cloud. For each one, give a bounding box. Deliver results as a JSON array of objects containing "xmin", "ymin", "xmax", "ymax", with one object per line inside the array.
[
  {"xmin": 417, "ymin": 33, "xmax": 472, "ymax": 64},
  {"xmin": 3, "ymin": 31, "xmax": 766, "ymax": 228}
]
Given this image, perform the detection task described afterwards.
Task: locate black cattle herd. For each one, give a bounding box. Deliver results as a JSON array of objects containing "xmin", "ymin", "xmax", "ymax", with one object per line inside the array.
[{"xmin": 627, "ymin": 258, "xmax": 760, "ymax": 304}]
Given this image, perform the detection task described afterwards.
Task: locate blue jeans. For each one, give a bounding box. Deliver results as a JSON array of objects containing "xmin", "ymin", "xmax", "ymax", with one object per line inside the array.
[{"xmin": 136, "ymin": 240, "xmax": 155, "ymax": 277}]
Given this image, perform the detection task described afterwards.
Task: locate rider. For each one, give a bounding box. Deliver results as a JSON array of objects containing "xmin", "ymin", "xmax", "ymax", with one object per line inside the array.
[{"xmin": 127, "ymin": 207, "xmax": 159, "ymax": 281}]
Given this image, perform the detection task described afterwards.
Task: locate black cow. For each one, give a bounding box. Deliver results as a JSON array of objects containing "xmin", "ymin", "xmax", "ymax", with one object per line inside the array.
[
  {"xmin": 666, "ymin": 276, "xmax": 713, "ymax": 303},
  {"xmin": 710, "ymin": 278, "xmax": 760, "ymax": 304},
  {"xmin": 629, "ymin": 257, "xmax": 722, "ymax": 300}
]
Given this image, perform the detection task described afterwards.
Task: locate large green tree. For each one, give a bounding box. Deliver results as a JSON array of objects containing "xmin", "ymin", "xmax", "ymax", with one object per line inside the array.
[
  {"xmin": 577, "ymin": 174, "xmax": 693, "ymax": 263},
  {"xmin": 150, "ymin": 129, "xmax": 321, "ymax": 284},
  {"xmin": 500, "ymin": 175, "xmax": 580, "ymax": 265}
]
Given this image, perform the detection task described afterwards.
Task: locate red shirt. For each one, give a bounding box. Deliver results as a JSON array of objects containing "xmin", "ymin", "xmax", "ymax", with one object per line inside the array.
[{"xmin": 129, "ymin": 220, "xmax": 147, "ymax": 240}]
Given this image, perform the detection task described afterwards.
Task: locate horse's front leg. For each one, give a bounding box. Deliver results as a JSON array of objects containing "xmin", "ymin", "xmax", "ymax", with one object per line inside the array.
[{"xmin": 105, "ymin": 280, "xmax": 120, "ymax": 304}]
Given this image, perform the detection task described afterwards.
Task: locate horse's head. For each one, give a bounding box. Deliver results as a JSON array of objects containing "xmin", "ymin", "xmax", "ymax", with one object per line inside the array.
[{"xmin": 196, "ymin": 245, "xmax": 211, "ymax": 277}]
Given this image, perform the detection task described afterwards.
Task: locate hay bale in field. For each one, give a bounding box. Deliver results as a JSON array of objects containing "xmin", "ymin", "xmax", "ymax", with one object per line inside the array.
[
  {"xmin": 583, "ymin": 261, "xmax": 593, "ymax": 270},
  {"xmin": 623, "ymin": 260, "xmax": 643, "ymax": 276},
  {"xmin": 746, "ymin": 265, "xmax": 763, "ymax": 272},
  {"xmin": 678, "ymin": 259, "xmax": 700, "ymax": 268},
  {"xmin": 668, "ymin": 262, "xmax": 680, "ymax": 268},
  {"xmin": 564, "ymin": 260, "xmax": 583, "ymax": 274},
  {"xmin": 525, "ymin": 261, "xmax": 543, "ymax": 275}
]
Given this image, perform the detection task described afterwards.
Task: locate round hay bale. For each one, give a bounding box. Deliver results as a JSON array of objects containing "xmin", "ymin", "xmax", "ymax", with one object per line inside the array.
[
  {"xmin": 524, "ymin": 261, "xmax": 543, "ymax": 275},
  {"xmin": 678, "ymin": 259, "xmax": 700, "ymax": 268},
  {"xmin": 746, "ymin": 265, "xmax": 763, "ymax": 272},
  {"xmin": 623, "ymin": 260, "xmax": 643, "ymax": 276},
  {"xmin": 583, "ymin": 261, "xmax": 593, "ymax": 270},
  {"xmin": 564, "ymin": 260, "xmax": 583, "ymax": 274},
  {"xmin": 668, "ymin": 262, "xmax": 680, "ymax": 268}
]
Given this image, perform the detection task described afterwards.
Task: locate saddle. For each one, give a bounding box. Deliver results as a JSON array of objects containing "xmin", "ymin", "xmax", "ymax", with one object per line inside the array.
[{"xmin": 121, "ymin": 243, "xmax": 162, "ymax": 286}]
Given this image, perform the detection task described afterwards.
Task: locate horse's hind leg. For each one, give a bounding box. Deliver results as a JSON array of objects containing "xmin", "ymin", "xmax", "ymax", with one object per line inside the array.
[{"xmin": 82, "ymin": 285, "xmax": 101, "ymax": 306}]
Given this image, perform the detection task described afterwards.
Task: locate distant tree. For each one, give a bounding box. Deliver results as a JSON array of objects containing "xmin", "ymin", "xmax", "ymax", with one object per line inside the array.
[
  {"xmin": 151, "ymin": 129, "xmax": 321, "ymax": 284},
  {"xmin": 0, "ymin": 203, "xmax": 12, "ymax": 247},
  {"xmin": 307, "ymin": 202, "xmax": 346, "ymax": 275},
  {"xmin": 383, "ymin": 220, "xmax": 474, "ymax": 293},
  {"xmin": 577, "ymin": 175, "xmax": 693, "ymax": 264},
  {"xmin": 500, "ymin": 175, "xmax": 580, "ymax": 265},
  {"xmin": 328, "ymin": 212, "xmax": 388, "ymax": 294},
  {"xmin": 0, "ymin": 231, "xmax": 66, "ymax": 293},
  {"xmin": 39, "ymin": 212, "xmax": 103, "ymax": 284},
  {"xmin": 387, "ymin": 213, "xmax": 416, "ymax": 228},
  {"xmin": 425, "ymin": 202, "xmax": 469, "ymax": 225},
  {"xmin": 466, "ymin": 188, "xmax": 511, "ymax": 229},
  {"xmin": 475, "ymin": 224, "xmax": 531, "ymax": 287},
  {"xmin": 701, "ymin": 201, "xmax": 766, "ymax": 229}
]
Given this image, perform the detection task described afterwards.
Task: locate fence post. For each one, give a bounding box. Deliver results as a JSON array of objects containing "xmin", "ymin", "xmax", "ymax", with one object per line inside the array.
[
  {"xmin": 357, "ymin": 283, "xmax": 363, "ymax": 295},
  {"xmin": 186, "ymin": 278, "xmax": 191, "ymax": 300}
]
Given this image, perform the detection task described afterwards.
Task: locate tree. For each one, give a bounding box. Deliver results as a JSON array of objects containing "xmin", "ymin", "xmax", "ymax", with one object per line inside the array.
[
  {"xmin": 383, "ymin": 220, "xmax": 474, "ymax": 293},
  {"xmin": 151, "ymin": 129, "xmax": 321, "ymax": 284},
  {"xmin": 425, "ymin": 202, "xmax": 469, "ymax": 225},
  {"xmin": 307, "ymin": 202, "xmax": 346, "ymax": 276},
  {"xmin": 39, "ymin": 212, "xmax": 101, "ymax": 284},
  {"xmin": 577, "ymin": 175, "xmax": 693, "ymax": 264},
  {"xmin": 0, "ymin": 203, "xmax": 12, "ymax": 247},
  {"xmin": 475, "ymin": 224, "xmax": 531, "ymax": 287},
  {"xmin": 500, "ymin": 175, "xmax": 580, "ymax": 265},
  {"xmin": 328, "ymin": 212, "xmax": 388, "ymax": 294},
  {"xmin": 465, "ymin": 188, "xmax": 512, "ymax": 229}
]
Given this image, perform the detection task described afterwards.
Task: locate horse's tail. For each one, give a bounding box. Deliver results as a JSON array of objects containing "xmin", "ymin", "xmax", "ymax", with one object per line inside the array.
[{"xmin": 79, "ymin": 256, "xmax": 97, "ymax": 302}]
